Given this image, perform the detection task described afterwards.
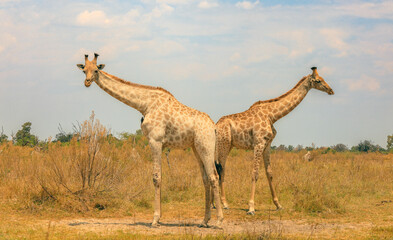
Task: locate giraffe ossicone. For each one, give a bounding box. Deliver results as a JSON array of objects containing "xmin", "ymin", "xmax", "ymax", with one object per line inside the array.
[
  {"xmin": 77, "ymin": 53, "xmax": 224, "ymax": 228},
  {"xmin": 215, "ymin": 67, "xmax": 334, "ymax": 214}
]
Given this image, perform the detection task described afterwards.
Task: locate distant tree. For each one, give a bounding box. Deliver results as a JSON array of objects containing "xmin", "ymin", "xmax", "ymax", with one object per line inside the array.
[
  {"xmin": 54, "ymin": 124, "xmax": 74, "ymax": 143},
  {"xmin": 14, "ymin": 122, "xmax": 38, "ymax": 147},
  {"xmin": 287, "ymin": 145, "xmax": 294, "ymax": 152},
  {"xmin": 387, "ymin": 135, "xmax": 393, "ymax": 151},
  {"xmin": 0, "ymin": 127, "xmax": 7, "ymax": 143},
  {"xmin": 294, "ymin": 145, "xmax": 304, "ymax": 152},
  {"xmin": 352, "ymin": 140, "xmax": 383, "ymax": 153},
  {"xmin": 276, "ymin": 144, "xmax": 286, "ymax": 151},
  {"xmin": 331, "ymin": 143, "xmax": 348, "ymax": 152},
  {"xmin": 119, "ymin": 129, "xmax": 147, "ymax": 146}
]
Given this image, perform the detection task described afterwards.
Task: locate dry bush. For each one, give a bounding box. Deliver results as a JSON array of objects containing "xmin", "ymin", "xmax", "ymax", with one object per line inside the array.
[{"xmin": 0, "ymin": 113, "xmax": 152, "ymax": 213}]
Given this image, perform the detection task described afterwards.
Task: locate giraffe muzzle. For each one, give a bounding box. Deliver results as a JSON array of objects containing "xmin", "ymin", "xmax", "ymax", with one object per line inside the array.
[{"xmin": 85, "ymin": 79, "xmax": 93, "ymax": 87}]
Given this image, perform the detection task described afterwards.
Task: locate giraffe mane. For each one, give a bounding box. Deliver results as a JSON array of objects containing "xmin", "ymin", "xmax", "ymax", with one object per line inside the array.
[
  {"xmin": 100, "ymin": 71, "xmax": 175, "ymax": 97},
  {"xmin": 248, "ymin": 76, "xmax": 308, "ymax": 109}
]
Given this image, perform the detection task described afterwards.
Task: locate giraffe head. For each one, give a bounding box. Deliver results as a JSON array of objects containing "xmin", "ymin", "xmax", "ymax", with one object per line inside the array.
[
  {"xmin": 308, "ymin": 67, "xmax": 334, "ymax": 95},
  {"xmin": 76, "ymin": 53, "xmax": 105, "ymax": 87}
]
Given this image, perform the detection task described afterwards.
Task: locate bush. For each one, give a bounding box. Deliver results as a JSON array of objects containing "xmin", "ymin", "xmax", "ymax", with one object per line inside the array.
[
  {"xmin": 0, "ymin": 129, "xmax": 7, "ymax": 143},
  {"xmin": 352, "ymin": 140, "xmax": 383, "ymax": 152},
  {"xmin": 387, "ymin": 135, "xmax": 393, "ymax": 151},
  {"xmin": 36, "ymin": 112, "xmax": 128, "ymax": 211},
  {"xmin": 54, "ymin": 124, "xmax": 74, "ymax": 143},
  {"xmin": 14, "ymin": 122, "xmax": 38, "ymax": 147},
  {"xmin": 331, "ymin": 143, "xmax": 348, "ymax": 152}
]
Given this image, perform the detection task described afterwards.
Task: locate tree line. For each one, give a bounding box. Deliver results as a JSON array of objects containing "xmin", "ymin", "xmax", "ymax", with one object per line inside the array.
[{"xmin": 1, "ymin": 122, "xmax": 393, "ymax": 153}]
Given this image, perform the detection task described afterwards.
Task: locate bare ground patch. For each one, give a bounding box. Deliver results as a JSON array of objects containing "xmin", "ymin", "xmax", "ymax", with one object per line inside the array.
[{"xmin": 40, "ymin": 217, "xmax": 374, "ymax": 238}]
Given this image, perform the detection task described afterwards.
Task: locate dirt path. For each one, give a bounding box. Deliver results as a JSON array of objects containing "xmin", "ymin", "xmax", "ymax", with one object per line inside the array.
[{"xmin": 45, "ymin": 217, "xmax": 373, "ymax": 238}]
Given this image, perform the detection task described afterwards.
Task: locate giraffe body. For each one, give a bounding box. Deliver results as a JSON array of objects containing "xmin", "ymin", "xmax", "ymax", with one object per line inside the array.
[
  {"xmin": 77, "ymin": 54, "xmax": 223, "ymax": 227},
  {"xmin": 215, "ymin": 67, "xmax": 334, "ymax": 214}
]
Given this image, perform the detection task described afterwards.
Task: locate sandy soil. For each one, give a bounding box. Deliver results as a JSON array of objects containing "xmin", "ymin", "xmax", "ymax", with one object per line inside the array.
[{"xmin": 42, "ymin": 217, "xmax": 373, "ymax": 238}]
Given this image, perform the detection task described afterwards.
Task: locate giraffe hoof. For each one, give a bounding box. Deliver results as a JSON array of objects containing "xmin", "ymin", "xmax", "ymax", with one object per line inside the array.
[
  {"xmin": 151, "ymin": 222, "xmax": 160, "ymax": 228},
  {"xmin": 247, "ymin": 211, "xmax": 255, "ymax": 215},
  {"xmin": 198, "ymin": 222, "xmax": 209, "ymax": 228},
  {"xmin": 212, "ymin": 223, "xmax": 223, "ymax": 229}
]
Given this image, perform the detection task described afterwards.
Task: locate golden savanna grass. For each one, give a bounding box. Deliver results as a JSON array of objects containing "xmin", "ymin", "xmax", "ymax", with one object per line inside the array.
[{"xmin": 1, "ymin": 116, "xmax": 393, "ymax": 239}]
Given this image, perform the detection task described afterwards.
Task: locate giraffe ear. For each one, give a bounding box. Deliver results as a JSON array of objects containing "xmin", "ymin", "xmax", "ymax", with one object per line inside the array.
[
  {"xmin": 97, "ymin": 64, "xmax": 105, "ymax": 70},
  {"xmin": 77, "ymin": 64, "xmax": 84, "ymax": 70}
]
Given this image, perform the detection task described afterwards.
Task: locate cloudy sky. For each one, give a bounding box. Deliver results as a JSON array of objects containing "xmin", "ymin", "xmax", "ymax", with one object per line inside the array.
[{"xmin": 0, "ymin": 0, "xmax": 392, "ymax": 148}]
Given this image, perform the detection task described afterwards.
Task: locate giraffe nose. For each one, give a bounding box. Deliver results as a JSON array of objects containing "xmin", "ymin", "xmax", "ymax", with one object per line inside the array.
[{"xmin": 85, "ymin": 78, "xmax": 92, "ymax": 87}]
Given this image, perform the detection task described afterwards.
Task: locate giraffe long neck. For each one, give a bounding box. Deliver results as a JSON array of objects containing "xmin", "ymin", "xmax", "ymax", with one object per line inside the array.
[
  {"xmin": 95, "ymin": 71, "xmax": 158, "ymax": 115},
  {"xmin": 253, "ymin": 76, "xmax": 311, "ymax": 123}
]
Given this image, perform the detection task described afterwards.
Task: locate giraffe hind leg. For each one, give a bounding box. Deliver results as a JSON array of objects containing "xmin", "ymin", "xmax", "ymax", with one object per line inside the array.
[
  {"xmin": 263, "ymin": 142, "xmax": 282, "ymax": 210},
  {"xmin": 149, "ymin": 139, "xmax": 163, "ymax": 227},
  {"xmin": 215, "ymin": 124, "xmax": 232, "ymax": 209},
  {"xmin": 192, "ymin": 146, "xmax": 212, "ymax": 228},
  {"xmin": 194, "ymin": 142, "xmax": 223, "ymax": 228},
  {"xmin": 247, "ymin": 140, "xmax": 268, "ymax": 215}
]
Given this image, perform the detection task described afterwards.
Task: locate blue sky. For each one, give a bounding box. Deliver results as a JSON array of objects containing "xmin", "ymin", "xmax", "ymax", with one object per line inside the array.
[{"xmin": 0, "ymin": 0, "xmax": 392, "ymax": 148}]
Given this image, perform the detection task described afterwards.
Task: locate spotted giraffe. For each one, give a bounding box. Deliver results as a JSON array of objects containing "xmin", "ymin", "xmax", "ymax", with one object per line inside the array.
[
  {"xmin": 215, "ymin": 67, "xmax": 334, "ymax": 215},
  {"xmin": 77, "ymin": 53, "xmax": 223, "ymax": 228}
]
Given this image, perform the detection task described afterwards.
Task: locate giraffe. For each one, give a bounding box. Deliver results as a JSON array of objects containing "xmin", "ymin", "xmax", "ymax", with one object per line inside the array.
[
  {"xmin": 215, "ymin": 67, "xmax": 334, "ymax": 215},
  {"xmin": 77, "ymin": 53, "xmax": 223, "ymax": 228}
]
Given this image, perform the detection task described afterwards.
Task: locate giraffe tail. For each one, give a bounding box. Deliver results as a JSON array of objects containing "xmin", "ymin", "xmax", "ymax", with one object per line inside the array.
[
  {"xmin": 215, "ymin": 162, "xmax": 223, "ymax": 180},
  {"xmin": 214, "ymin": 128, "xmax": 222, "ymax": 180}
]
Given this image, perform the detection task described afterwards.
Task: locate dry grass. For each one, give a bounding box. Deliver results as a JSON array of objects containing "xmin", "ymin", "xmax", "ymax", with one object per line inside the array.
[{"xmin": 1, "ymin": 118, "xmax": 393, "ymax": 239}]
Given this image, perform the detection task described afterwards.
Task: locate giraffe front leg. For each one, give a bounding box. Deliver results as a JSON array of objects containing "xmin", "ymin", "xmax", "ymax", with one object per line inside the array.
[
  {"xmin": 263, "ymin": 143, "xmax": 282, "ymax": 210},
  {"xmin": 150, "ymin": 139, "xmax": 163, "ymax": 227},
  {"xmin": 247, "ymin": 141, "xmax": 266, "ymax": 215}
]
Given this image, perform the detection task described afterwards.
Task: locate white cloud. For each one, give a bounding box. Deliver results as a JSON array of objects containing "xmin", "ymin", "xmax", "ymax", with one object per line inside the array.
[
  {"xmin": 125, "ymin": 44, "xmax": 141, "ymax": 52},
  {"xmin": 230, "ymin": 52, "xmax": 241, "ymax": 62},
  {"xmin": 144, "ymin": 3, "xmax": 174, "ymax": 21},
  {"xmin": 157, "ymin": 0, "xmax": 191, "ymax": 4},
  {"xmin": 345, "ymin": 75, "xmax": 380, "ymax": 92},
  {"xmin": 236, "ymin": 0, "xmax": 259, "ymax": 10},
  {"xmin": 375, "ymin": 61, "xmax": 393, "ymax": 75},
  {"xmin": 272, "ymin": 30, "xmax": 314, "ymax": 58},
  {"xmin": 320, "ymin": 28, "xmax": 348, "ymax": 57},
  {"xmin": 76, "ymin": 9, "xmax": 140, "ymax": 27},
  {"xmin": 0, "ymin": 33, "xmax": 16, "ymax": 53},
  {"xmin": 337, "ymin": 1, "xmax": 393, "ymax": 20},
  {"xmin": 119, "ymin": 9, "xmax": 140, "ymax": 25},
  {"xmin": 124, "ymin": 39, "xmax": 185, "ymax": 56},
  {"xmin": 198, "ymin": 1, "xmax": 218, "ymax": 9},
  {"xmin": 76, "ymin": 10, "xmax": 111, "ymax": 27}
]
